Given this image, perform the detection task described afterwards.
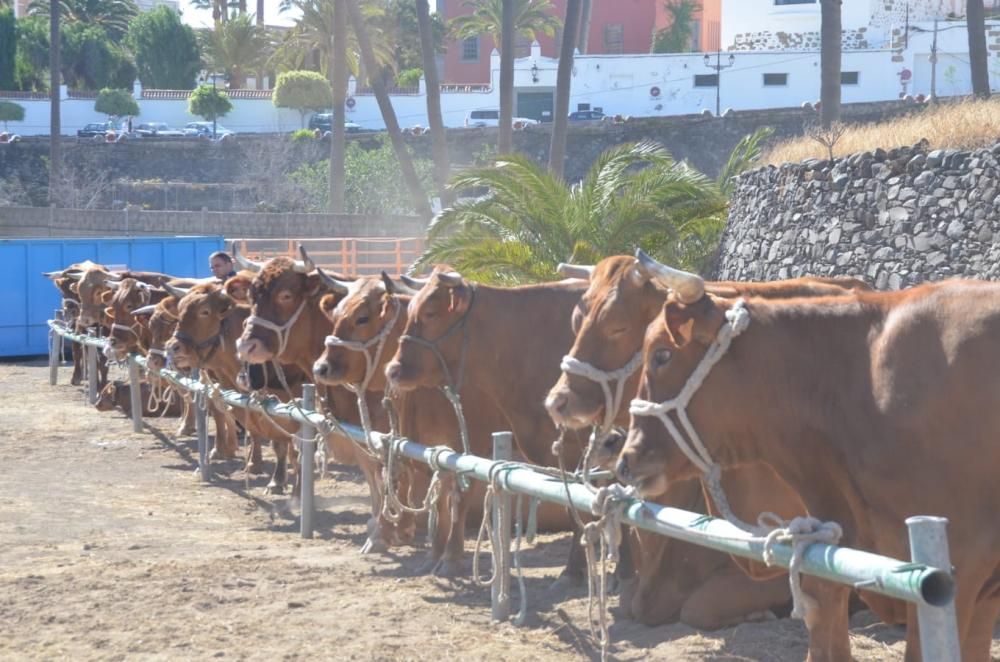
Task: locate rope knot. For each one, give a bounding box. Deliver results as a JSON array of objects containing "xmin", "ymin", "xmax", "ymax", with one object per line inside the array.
[{"xmin": 725, "ymin": 299, "xmax": 751, "ymax": 336}]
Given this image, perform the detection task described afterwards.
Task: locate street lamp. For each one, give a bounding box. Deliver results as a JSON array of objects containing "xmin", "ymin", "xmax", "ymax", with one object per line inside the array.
[
  {"xmin": 703, "ymin": 52, "xmax": 735, "ymax": 117},
  {"xmin": 909, "ymin": 20, "xmax": 966, "ymax": 103},
  {"xmin": 530, "ymin": 63, "xmax": 539, "ymax": 83}
]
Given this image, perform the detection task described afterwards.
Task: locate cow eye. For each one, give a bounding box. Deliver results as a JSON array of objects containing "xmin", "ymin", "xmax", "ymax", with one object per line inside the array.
[
  {"xmin": 125, "ymin": 304, "xmax": 133, "ymax": 312},
  {"xmin": 356, "ymin": 316, "xmax": 370, "ymax": 326},
  {"xmin": 199, "ymin": 308, "xmax": 210, "ymax": 317},
  {"xmin": 608, "ymin": 326, "xmax": 628, "ymax": 337},
  {"xmin": 651, "ymin": 348, "xmax": 672, "ymax": 369}
]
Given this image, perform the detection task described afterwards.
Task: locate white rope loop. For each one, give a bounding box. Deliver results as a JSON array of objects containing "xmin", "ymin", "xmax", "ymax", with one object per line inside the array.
[
  {"xmin": 244, "ymin": 298, "xmax": 308, "ymax": 359},
  {"xmin": 560, "ymin": 350, "xmax": 643, "ymax": 436}
]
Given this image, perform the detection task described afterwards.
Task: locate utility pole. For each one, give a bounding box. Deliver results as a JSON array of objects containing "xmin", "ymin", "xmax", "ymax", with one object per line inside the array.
[
  {"xmin": 48, "ymin": 0, "xmax": 60, "ymax": 205},
  {"xmin": 930, "ymin": 18, "xmax": 938, "ymax": 103},
  {"xmin": 703, "ymin": 51, "xmax": 735, "ymax": 116}
]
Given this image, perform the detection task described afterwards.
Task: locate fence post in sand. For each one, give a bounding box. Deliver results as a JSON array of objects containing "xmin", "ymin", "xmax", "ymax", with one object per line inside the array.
[
  {"xmin": 299, "ymin": 384, "xmax": 317, "ymax": 539},
  {"xmin": 491, "ymin": 431, "xmax": 513, "ymax": 622}
]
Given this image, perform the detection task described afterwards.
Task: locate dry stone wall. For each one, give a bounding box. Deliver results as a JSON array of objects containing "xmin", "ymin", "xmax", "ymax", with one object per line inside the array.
[{"xmin": 715, "ymin": 141, "xmax": 1000, "ymax": 289}]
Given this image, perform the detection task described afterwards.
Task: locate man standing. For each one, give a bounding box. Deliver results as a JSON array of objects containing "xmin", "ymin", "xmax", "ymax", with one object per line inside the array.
[{"xmin": 209, "ymin": 251, "xmax": 237, "ymax": 280}]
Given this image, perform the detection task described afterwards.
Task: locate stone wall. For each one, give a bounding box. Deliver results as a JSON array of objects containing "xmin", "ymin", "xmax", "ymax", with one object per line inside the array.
[
  {"xmin": 0, "ymin": 206, "xmax": 426, "ymax": 239},
  {"xmin": 715, "ymin": 141, "xmax": 1000, "ymax": 289},
  {"xmin": 731, "ymin": 28, "xmax": 870, "ymax": 51}
]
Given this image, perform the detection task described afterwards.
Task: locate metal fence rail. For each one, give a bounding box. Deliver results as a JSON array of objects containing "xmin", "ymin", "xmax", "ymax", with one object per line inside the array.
[{"xmin": 46, "ymin": 319, "xmax": 961, "ymax": 660}]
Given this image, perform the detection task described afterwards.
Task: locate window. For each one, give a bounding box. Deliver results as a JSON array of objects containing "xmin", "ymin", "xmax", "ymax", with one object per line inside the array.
[
  {"xmin": 774, "ymin": 0, "xmax": 815, "ymax": 4},
  {"xmin": 515, "ymin": 34, "xmax": 532, "ymax": 58},
  {"xmin": 694, "ymin": 74, "xmax": 718, "ymax": 87},
  {"xmin": 841, "ymin": 71, "xmax": 859, "ymax": 85},
  {"xmin": 603, "ymin": 23, "xmax": 624, "ymax": 54},
  {"xmin": 690, "ymin": 20, "xmax": 701, "ymax": 51},
  {"xmin": 461, "ymin": 36, "xmax": 479, "ymax": 62},
  {"xmin": 763, "ymin": 73, "xmax": 788, "ymax": 86}
]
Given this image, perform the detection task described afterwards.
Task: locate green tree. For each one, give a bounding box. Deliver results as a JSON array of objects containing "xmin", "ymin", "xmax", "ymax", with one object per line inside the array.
[
  {"xmin": 448, "ymin": 0, "xmax": 561, "ymax": 50},
  {"xmin": 28, "ymin": 0, "xmax": 139, "ymax": 42},
  {"xmin": 187, "ymin": 84, "xmax": 233, "ymax": 121},
  {"xmin": 0, "ymin": 8, "xmax": 15, "ymax": 90},
  {"xmin": 0, "ymin": 101, "xmax": 26, "ymax": 131},
  {"xmin": 416, "ymin": 142, "xmax": 728, "ymax": 284},
  {"xmin": 126, "ymin": 6, "xmax": 201, "ymax": 89},
  {"xmin": 716, "ymin": 126, "xmax": 774, "ymax": 198},
  {"xmin": 14, "ymin": 15, "xmax": 49, "ymax": 91},
  {"xmin": 199, "ymin": 13, "xmax": 269, "ymax": 88},
  {"xmin": 378, "ymin": 0, "xmax": 445, "ymax": 80},
  {"xmin": 60, "ymin": 22, "xmax": 135, "ymax": 89},
  {"xmin": 273, "ymin": 69, "xmax": 333, "ymax": 127},
  {"xmin": 94, "ymin": 87, "xmax": 138, "ymax": 119},
  {"xmin": 549, "ymin": 0, "xmax": 581, "ymax": 178},
  {"xmin": 651, "ymin": 0, "xmax": 699, "ymax": 53}
]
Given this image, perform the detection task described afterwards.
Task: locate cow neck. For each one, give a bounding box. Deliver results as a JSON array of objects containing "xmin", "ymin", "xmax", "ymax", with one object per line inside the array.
[
  {"xmin": 180, "ymin": 308, "xmax": 240, "ymax": 376},
  {"xmin": 295, "ymin": 296, "xmax": 332, "ymax": 374}
]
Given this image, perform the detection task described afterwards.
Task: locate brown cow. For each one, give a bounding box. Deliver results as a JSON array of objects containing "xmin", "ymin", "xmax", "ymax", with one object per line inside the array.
[
  {"xmin": 617, "ymin": 272, "xmax": 1000, "ymax": 661},
  {"xmin": 385, "ymin": 266, "xmax": 601, "ymax": 582},
  {"xmin": 45, "ymin": 262, "xmax": 96, "ymax": 386},
  {"xmin": 227, "ymin": 251, "xmax": 409, "ymax": 551}
]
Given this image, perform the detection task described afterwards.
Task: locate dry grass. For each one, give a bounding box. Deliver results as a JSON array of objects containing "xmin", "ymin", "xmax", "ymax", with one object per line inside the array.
[{"xmin": 762, "ymin": 98, "xmax": 1000, "ymax": 166}]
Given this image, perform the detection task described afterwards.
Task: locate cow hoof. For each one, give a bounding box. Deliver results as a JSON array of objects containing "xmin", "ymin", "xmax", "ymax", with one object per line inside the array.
[
  {"xmin": 209, "ymin": 448, "xmax": 221, "ymax": 461},
  {"xmin": 432, "ymin": 558, "xmax": 464, "ymax": 578},
  {"xmin": 246, "ymin": 462, "xmax": 265, "ymax": 476},
  {"xmin": 549, "ymin": 570, "xmax": 585, "ymax": 592},
  {"xmin": 360, "ymin": 536, "xmax": 389, "ymax": 555},
  {"xmin": 177, "ymin": 425, "xmax": 196, "ymax": 437},
  {"xmin": 265, "ymin": 482, "xmax": 285, "ymax": 496},
  {"xmin": 416, "ymin": 555, "xmax": 440, "ymax": 575},
  {"xmin": 71, "ymin": 377, "xmax": 83, "ymax": 386}
]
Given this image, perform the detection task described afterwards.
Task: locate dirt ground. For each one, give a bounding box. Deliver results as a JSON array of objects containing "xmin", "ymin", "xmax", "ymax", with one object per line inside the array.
[{"xmin": 1, "ymin": 360, "xmax": 996, "ymax": 661}]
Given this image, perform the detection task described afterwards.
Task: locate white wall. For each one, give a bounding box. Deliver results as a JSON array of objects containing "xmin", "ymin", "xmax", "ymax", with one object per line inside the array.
[{"xmin": 721, "ymin": 0, "xmax": 874, "ymax": 49}]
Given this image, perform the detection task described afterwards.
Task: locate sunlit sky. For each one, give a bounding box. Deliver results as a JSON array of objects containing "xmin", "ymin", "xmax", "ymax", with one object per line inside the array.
[{"xmin": 178, "ymin": 0, "xmax": 300, "ymax": 29}]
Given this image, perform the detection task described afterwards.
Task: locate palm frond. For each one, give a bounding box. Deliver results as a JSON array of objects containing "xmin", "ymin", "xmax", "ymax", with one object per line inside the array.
[{"xmin": 717, "ymin": 126, "xmax": 775, "ymax": 197}]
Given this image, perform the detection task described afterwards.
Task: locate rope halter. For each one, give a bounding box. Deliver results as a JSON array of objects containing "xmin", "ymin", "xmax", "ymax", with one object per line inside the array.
[
  {"xmin": 627, "ymin": 298, "xmax": 842, "ymax": 621},
  {"xmin": 560, "ymin": 351, "xmax": 644, "ymax": 437},
  {"xmin": 244, "ymin": 297, "xmax": 309, "ymax": 359}
]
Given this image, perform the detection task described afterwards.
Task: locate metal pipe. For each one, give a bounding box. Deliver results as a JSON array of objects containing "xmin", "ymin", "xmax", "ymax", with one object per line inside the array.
[
  {"xmin": 48, "ymin": 326, "xmax": 59, "ymax": 386},
  {"xmin": 299, "ymin": 384, "xmax": 316, "ymax": 540},
  {"xmin": 86, "ymin": 343, "xmax": 98, "ymax": 405},
  {"xmin": 128, "ymin": 357, "xmax": 143, "ymax": 433},
  {"xmin": 193, "ymin": 368, "xmax": 211, "ymax": 482},
  {"xmin": 48, "ymin": 326, "xmax": 956, "ymax": 613},
  {"xmin": 906, "ymin": 516, "xmax": 961, "ymax": 661},
  {"xmin": 491, "ymin": 431, "xmax": 513, "ymax": 622}
]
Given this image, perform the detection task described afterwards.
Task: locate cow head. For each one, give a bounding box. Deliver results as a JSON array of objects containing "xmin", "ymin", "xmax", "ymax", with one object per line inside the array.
[
  {"xmin": 313, "ymin": 272, "xmax": 406, "ymax": 387},
  {"xmin": 235, "ymin": 249, "xmax": 323, "ymax": 365},
  {"xmin": 105, "ymin": 278, "xmax": 162, "ymax": 360},
  {"xmin": 385, "ymin": 266, "xmax": 471, "ymax": 391},
  {"xmin": 95, "ymin": 380, "xmax": 123, "ymax": 412},
  {"xmin": 71, "ymin": 266, "xmax": 121, "ymax": 327},
  {"xmin": 545, "ymin": 255, "xmax": 668, "ymax": 433},
  {"xmin": 167, "ymin": 283, "xmax": 234, "ymax": 369},
  {"xmin": 617, "ymin": 290, "xmax": 743, "ymax": 499},
  {"xmin": 145, "ymin": 297, "xmax": 179, "ymax": 373}
]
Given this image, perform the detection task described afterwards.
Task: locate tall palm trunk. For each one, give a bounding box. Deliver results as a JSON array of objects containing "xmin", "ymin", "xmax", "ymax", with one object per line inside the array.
[
  {"xmin": 48, "ymin": 0, "xmax": 60, "ymax": 205},
  {"xmin": 417, "ymin": 0, "xmax": 452, "ymax": 207},
  {"xmin": 820, "ymin": 0, "xmax": 842, "ymax": 127},
  {"xmin": 329, "ymin": 0, "xmax": 347, "ymax": 212},
  {"xmin": 345, "ymin": 0, "xmax": 432, "ymax": 219},
  {"xmin": 549, "ymin": 0, "xmax": 581, "ymax": 178},
  {"xmin": 498, "ymin": 0, "xmax": 515, "ymax": 153},
  {"xmin": 967, "ymin": 0, "xmax": 990, "ymax": 98},
  {"xmin": 256, "ymin": 0, "xmax": 263, "ymax": 24},
  {"xmin": 577, "ymin": 0, "xmax": 592, "ymax": 54}
]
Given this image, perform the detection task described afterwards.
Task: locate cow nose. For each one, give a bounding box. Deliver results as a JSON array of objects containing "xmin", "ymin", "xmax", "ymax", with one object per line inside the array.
[
  {"xmin": 615, "ymin": 455, "xmax": 631, "ymax": 482},
  {"xmin": 544, "ymin": 391, "xmax": 568, "ymax": 418},
  {"xmin": 385, "ymin": 361, "xmax": 402, "ymax": 384},
  {"xmin": 312, "ymin": 360, "xmax": 329, "ymax": 380}
]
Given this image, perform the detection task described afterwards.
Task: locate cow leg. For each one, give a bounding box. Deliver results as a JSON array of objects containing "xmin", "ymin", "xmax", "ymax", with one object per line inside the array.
[
  {"xmin": 70, "ymin": 342, "xmax": 84, "ymax": 385},
  {"xmin": 612, "ymin": 524, "xmax": 636, "ymax": 590},
  {"xmin": 418, "ymin": 473, "xmax": 457, "ymax": 574},
  {"xmin": 208, "ymin": 407, "xmax": 236, "ymax": 460},
  {"xmin": 551, "ymin": 517, "xmax": 587, "ymax": 589},
  {"xmin": 176, "ymin": 398, "xmax": 197, "ymax": 436},
  {"xmin": 799, "ymin": 576, "xmax": 852, "ymax": 662},
  {"xmin": 245, "ymin": 436, "xmax": 265, "ymax": 476},
  {"xmin": 680, "ymin": 568, "xmax": 788, "ymax": 630},
  {"xmin": 356, "ymin": 451, "xmax": 391, "ymax": 554},
  {"xmin": 266, "ymin": 439, "xmax": 288, "ymax": 495},
  {"xmin": 435, "ymin": 480, "xmax": 474, "ymax": 578},
  {"xmin": 97, "ymin": 352, "xmax": 109, "ymax": 390}
]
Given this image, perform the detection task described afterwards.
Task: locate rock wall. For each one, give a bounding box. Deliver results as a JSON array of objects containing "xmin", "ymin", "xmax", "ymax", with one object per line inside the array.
[{"xmin": 715, "ymin": 141, "xmax": 1000, "ymax": 289}]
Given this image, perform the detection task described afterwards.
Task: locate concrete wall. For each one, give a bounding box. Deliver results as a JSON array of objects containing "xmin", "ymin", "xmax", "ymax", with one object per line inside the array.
[
  {"xmin": 715, "ymin": 140, "xmax": 1000, "ymax": 288},
  {"xmin": 0, "ymin": 206, "xmax": 427, "ymax": 239}
]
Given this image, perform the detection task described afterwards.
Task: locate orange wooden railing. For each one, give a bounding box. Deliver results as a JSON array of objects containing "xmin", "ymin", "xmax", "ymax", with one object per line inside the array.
[{"xmin": 231, "ymin": 237, "xmax": 425, "ymax": 277}]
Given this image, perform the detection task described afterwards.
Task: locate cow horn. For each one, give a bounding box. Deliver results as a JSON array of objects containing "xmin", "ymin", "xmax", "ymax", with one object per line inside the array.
[
  {"xmin": 381, "ymin": 271, "xmax": 396, "ymax": 294},
  {"xmin": 436, "ymin": 271, "xmax": 464, "ymax": 288},
  {"xmin": 316, "ymin": 267, "xmax": 350, "ymax": 295},
  {"xmin": 101, "ymin": 271, "xmax": 123, "ymax": 283},
  {"xmin": 294, "ymin": 245, "xmax": 316, "ymax": 273},
  {"xmin": 382, "ymin": 271, "xmax": 420, "ymax": 296},
  {"xmin": 42, "ymin": 270, "xmax": 64, "ymax": 280},
  {"xmin": 106, "ymin": 280, "xmax": 121, "ymax": 290},
  {"xmin": 634, "ymin": 248, "xmax": 705, "ymax": 304},
  {"xmin": 133, "ymin": 304, "xmax": 158, "ymax": 316},
  {"xmin": 556, "ymin": 263, "xmax": 595, "ymax": 280},
  {"xmin": 400, "ymin": 274, "xmax": 428, "ymax": 290},
  {"xmin": 232, "ymin": 242, "xmax": 264, "ymax": 273},
  {"xmin": 66, "ymin": 271, "xmax": 85, "ymax": 281},
  {"xmin": 163, "ymin": 282, "xmax": 191, "ymax": 299}
]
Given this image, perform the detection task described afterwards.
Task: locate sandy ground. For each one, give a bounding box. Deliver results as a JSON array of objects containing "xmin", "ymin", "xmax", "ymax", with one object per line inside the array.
[{"xmin": 1, "ymin": 360, "xmax": 997, "ymax": 661}]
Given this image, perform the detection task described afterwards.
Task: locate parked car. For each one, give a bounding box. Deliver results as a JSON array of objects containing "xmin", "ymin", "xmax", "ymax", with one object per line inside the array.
[
  {"xmin": 464, "ymin": 108, "xmax": 541, "ymax": 128},
  {"xmin": 183, "ymin": 122, "xmax": 235, "ymax": 138},
  {"xmin": 308, "ymin": 113, "xmax": 363, "ymax": 133},
  {"xmin": 135, "ymin": 122, "xmax": 185, "ymax": 137},
  {"xmin": 568, "ymin": 110, "xmax": 606, "ymax": 122},
  {"xmin": 77, "ymin": 122, "xmax": 113, "ymax": 139}
]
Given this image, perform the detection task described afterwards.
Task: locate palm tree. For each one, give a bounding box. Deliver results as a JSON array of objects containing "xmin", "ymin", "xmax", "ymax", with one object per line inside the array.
[
  {"xmin": 415, "ymin": 142, "xmax": 728, "ymax": 284},
  {"xmin": 549, "ymin": 0, "xmax": 581, "ymax": 178},
  {"xmin": 200, "ymin": 13, "xmax": 270, "ymax": 88},
  {"xmin": 577, "ymin": 0, "xmax": 591, "ymax": 53},
  {"xmin": 345, "ymin": 0, "xmax": 432, "ymax": 219},
  {"xmin": 329, "ymin": 0, "xmax": 348, "ymax": 212},
  {"xmin": 499, "ymin": 0, "xmax": 513, "ymax": 153},
  {"xmin": 190, "ymin": 0, "xmax": 227, "ymax": 24},
  {"xmin": 967, "ymin": 0, "xmax": 990, "ymax": 99},
  {"xmin": 819, "ymin": 0, "xmax": 841, "ymax": 127},
  {"xmin": 29, "ymin": 0, "xmax": 138, "ymax": 41},
  {"xmin": 49, "ymin": 0, "xmax": 60, "ymax": 205},
  {"xmin": 417, "ymin": 0, "xmax": 452, "ymax": 206}
]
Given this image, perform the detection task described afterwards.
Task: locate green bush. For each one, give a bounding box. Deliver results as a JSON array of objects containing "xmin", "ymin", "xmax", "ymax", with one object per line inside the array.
[
  {"xmin": 291, "ymin": 128, "xmax": 319, "ymax": 142},
  {"xmin": 396, "ymin": 68, "xmax": 422, "ymax": 88},
  {"xmin": 187, "ymin": 84, "xmax": 232, "ymax": 121},
  {"xmin": 0, "ymin": 101, "xmax": 26, "ymax": 131},
  {"xmin": 273, "ymin": 70, "xmax": 333, "ymax": 129},
  {"xmin": 95, "ymin": 88, "xmax": 139, "ymax": 118}
]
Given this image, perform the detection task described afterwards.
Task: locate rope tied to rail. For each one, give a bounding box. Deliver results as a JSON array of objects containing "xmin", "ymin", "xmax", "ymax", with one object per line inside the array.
[
  {"xmin": 629, "ymin": 299, "xmax": 844, "ymax": 622},
  {"xmin": 472, "ymin": 461, "xmax": 527, "ymax": 624},
  {"xmin": 582, "ymin": 483, "xmax": 634, "ymax": 662}
]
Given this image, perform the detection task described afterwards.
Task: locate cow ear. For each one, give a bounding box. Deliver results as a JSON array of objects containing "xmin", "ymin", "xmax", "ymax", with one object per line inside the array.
[
  {"xmin": 216, "ymin": 291, "xmax": 235, "ymax": 314},
  {"xmin": 139, "ymin": 288, "xmax": 151, "ymax": 304},
  {"xmin": 662, "ymin": 301, "xmax": 697, "ymax": 349},
  {"xmin": 447, "ymin": 285, "xmax": 470, "ymax": 315},
  {"xmin": 161, "ymin": 297, "xmax": 179, "ymax": 320},
  {"xmin": 69, "ymin": 282, "xmax": 79, "ymax": 294},
  {"xmin": 319, "ymin": 293, "xmax": 339, "ymax": 318},
  {"xmin": 223, "ymin": 274, "xmax": 252, "ymax": 303}
]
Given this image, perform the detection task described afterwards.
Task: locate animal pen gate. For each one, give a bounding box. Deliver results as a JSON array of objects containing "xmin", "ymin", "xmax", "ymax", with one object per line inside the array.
[
  {"xmin": 231, "ymin": 238, "xmax": 424, "ymax": 277},
  {"xmin": 47, "ymin": 321, "xmax": 963, "ymax": 662}
]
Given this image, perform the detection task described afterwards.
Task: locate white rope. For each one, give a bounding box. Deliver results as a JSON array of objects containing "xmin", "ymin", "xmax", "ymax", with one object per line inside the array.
[
  {"xmin": 628, "ymin": 298, "xmax": 843, "ymax": 621},
  {"xmin": 243, "ymin": 298, "xmax": 308, "ymax": 359},
  {"xmin": 560, "ymin": 350, "xmax": 643, "ymax": 437}
]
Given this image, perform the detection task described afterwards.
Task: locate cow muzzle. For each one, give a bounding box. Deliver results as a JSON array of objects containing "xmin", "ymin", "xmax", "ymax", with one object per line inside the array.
[
  {"xmin": 615, "ymin": 432, "xmax": 669, "ymax": 499},
  {"xmin": 544, "ymin": 384, "xmax": 601, "ymax": 429},
  {"xmin": 384, "ymin": 360, "xmax": 415, "ymax": 391},
  {"xmin": 166, "ymin": 340, "xmax": 190, "ymax": 369},
  {"xmin": 312, "ymin": 356, "xmax": 346, "ymax": 385},
  {"xmin": 236, "ymin": 335, "xmax": 273, "ymax": 364}
]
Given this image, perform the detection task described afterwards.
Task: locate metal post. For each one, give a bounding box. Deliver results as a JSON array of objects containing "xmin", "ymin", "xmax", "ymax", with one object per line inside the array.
[
  {"xmin": 491, "ymin": 431, "xmax": 513, "ymax": 622},
  {"xmin": 48, "ymin": 325, "xmax": 59, "ymax": 386},
  {"xmin": 930, "ymin": 19, "xmax": 939, "ymax": 104},
  {"xmin": 906, "ymin": 516, "xmax": 961, "ymax": 662},
  {"xmin": 299, "ymin": 384, "xmax": 317, "ymax": 539},
  {"xmin": 128, "ymin": 356, "xmax": 143, "ymax": 433},
  {"xmin": 193, "ymin": 368, "xmax": 211, "ymax": 482},
  {"xmin": 86, "ymin": 343, "xmax": 98, "ymax": 405}
]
